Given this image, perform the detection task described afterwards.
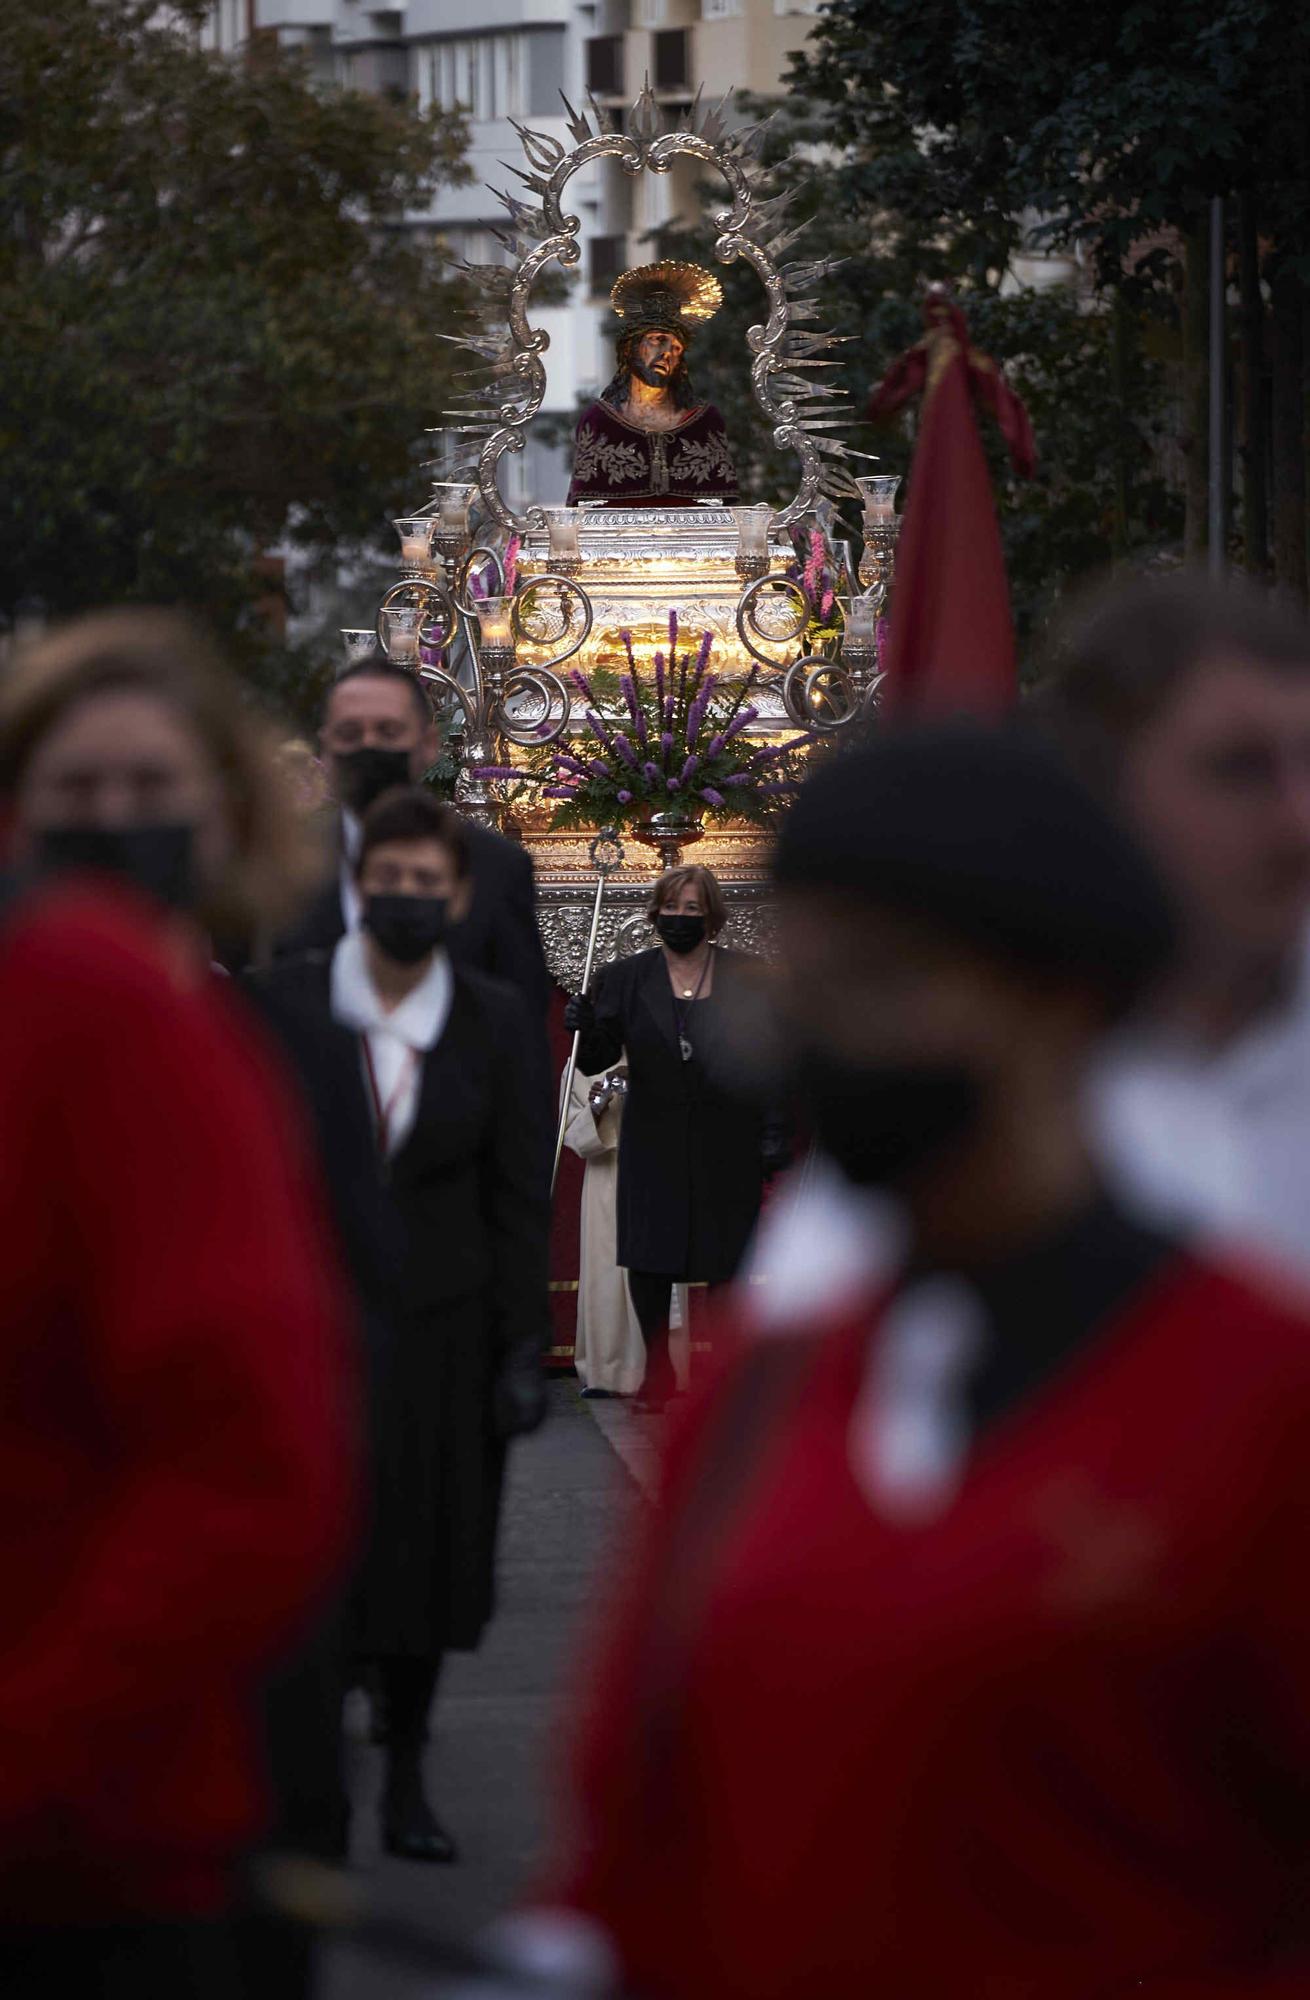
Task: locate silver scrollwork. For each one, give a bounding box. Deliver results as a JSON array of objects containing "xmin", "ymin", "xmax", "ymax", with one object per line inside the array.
[{"xmin": 442, "ymin": 89, "xmax": 867, "ymax": 538}]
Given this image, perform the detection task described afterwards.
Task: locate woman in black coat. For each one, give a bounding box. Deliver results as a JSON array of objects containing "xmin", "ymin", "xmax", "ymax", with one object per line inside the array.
[
  {"xmin": 252, "ymin": 787, "xmax": 550, "ymax": 1865},
  {"xmin": 567, "ymin": 864, "xmax": 785, "ymax": 1412}
]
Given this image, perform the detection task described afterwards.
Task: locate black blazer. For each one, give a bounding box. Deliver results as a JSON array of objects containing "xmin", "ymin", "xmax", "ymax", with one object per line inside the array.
[
  {"xmin": 576, "ymin": 946, "xmax": 768, "ymax": 1284},
  {"xmin": 276, "ymin": 814, "xmax": 552, "ymax": 1022},
  {"xmin": 250, "ymin": 949, "xmax": 551, "ymax": 1350}
]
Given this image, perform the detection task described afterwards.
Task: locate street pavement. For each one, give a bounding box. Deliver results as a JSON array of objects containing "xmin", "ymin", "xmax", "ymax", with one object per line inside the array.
[{"xmin": 323, "ymin": 1380, "xmax": 646, "ymax": 1998}]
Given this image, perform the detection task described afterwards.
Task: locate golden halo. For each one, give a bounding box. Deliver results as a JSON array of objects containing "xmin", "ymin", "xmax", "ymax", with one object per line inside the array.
[{"xmin": 610, "ymin": 260, "xmax": 724, "ymax": 335}]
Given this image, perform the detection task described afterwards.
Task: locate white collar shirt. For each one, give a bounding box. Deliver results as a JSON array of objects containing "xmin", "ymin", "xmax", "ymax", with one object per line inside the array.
[
  {"xmin": 329, "ymin": 929, "xmax": 453, "ymax": 1157},
  {"xmin": 1090, "ymin": 928, "xmax": 1310, "ymax": 1277},
  {"xmin": 339, "ymin": 808, "xmax": 363, "ymax": 935}
]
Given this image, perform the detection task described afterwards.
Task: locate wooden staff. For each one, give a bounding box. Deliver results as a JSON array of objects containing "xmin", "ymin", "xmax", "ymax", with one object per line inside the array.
[{"xmin": 552, "ymin": 828, "xmax": 625, "ymax": 1198}]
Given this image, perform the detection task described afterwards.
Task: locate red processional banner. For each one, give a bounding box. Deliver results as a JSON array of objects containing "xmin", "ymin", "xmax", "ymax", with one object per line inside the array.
[{"xmin": 868, "ymin": 294, "xmax": 1036, "ymax": 720}]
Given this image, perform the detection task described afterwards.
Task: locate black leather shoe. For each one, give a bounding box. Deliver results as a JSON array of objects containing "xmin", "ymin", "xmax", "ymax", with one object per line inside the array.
[{"xmin": 382, "ymin": 1799, "xmax": 459, "ymax": 1865}]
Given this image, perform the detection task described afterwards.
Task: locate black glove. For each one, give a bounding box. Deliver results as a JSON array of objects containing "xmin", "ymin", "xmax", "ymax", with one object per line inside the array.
[
  {"xmin": 563, "ymin": 991, "xmax": 596, "ymax": 1036},
  {"xmin": 494, "ymin": 1345, "xmax": 548, "ymax": 1440}
]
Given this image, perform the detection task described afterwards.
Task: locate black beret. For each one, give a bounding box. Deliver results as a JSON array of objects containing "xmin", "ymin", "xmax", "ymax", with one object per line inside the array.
[{"xmin": 773, "ymin": 722, "xmax": 1176, "ymax": 1016}]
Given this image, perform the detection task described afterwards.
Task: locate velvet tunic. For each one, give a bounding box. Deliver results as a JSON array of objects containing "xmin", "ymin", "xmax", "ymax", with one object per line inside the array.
[
  {"xmin": 549, "ymin": 1202, "xmax": 1310, "ymax": 1998},
  {"xmin": 565, "ymin": 401, "xmax": 740, "ymax": 508}
]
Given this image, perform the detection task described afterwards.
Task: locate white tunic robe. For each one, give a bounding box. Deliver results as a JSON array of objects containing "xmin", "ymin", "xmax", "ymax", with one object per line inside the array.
[{"xmin": 563, "ymin": 1063, "xmax": 688, "ymax": 1395}]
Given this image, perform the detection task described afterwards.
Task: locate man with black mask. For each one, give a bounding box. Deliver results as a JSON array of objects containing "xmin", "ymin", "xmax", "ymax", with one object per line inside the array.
[
  {"xmin": 253, "ymin": 787, "xmax": 551, "ymax": 1867},
  {"xmin": 278, "ymin": 661, "xmax": 551, "ymax": 1032}
]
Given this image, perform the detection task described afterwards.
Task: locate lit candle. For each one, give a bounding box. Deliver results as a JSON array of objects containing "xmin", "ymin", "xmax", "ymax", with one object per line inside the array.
[
  {"xmin": 844, "ymin": 594, "xmax": 879, "ymax": 650},
  {"xmin": 475, "ymin": 595, "xmax": 515, "ymax": 656},
  {"xmin": 432, "ymin": 483, "xmax": 477, "ymax": 536},
  {"xmin": 392, "ymin": 516, "xmax": 436, "ymax": 567},
  {"xmin": 381, "ymin": 605, "xmax": 420, "ymax": 664},
  {"xmin": 856, "ymin": 475, "xmax": 900, "ymax": 528},
  {"xmin": 732, "ymin": 502, "xmax": 773, "ymax": 563},
  {"xmin": 543, "ymin": 507, "xmax": 582, "ymax": 565}
]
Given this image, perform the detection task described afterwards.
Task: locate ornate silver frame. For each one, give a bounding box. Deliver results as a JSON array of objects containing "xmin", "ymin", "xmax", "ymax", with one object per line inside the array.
[{"xmin": 440, "ymin": 87, "xmax": 865, "ymax": 537}]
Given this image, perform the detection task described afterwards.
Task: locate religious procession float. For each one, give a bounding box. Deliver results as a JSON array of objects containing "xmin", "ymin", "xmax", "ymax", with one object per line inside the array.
[{"xmin": 346, "ymin": 84, "xmax": 902, "ymax": 990}]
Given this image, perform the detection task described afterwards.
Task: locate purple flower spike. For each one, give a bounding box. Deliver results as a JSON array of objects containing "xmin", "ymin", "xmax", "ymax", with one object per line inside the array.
[
  {"xmin": 720, "ymin": 773, "xmax": 753, "ymax": 788},
  {"xmin": 653, "ymin": 650, "xmax": 666, "ymax": 707},
  {"xmin": 568, "ymin": 667, "xmax": 594, "ymax": 701},
  {"xmin": 619, "ymin": 674, "xmax": 642, "ymax": 728},
  {"xmin": 668, "ymin": 609, "xmax": 679, "ymax": 650},
  {"xmin": 706, "ymin": 732, "xmax": 725, "ymax": 757},
  {"xmin": 680, "ymin": 754, "xmax": 700, "ymax": 782},
  {"xmin": 667, "ymin": 777, "xmax": 681, "ymax": 793},
  {"xmin": 659, "ymin": 731, "xmax": 674, "ymax": 754},
  {"xmin": 614, "ymin": 733, "xmax": 638, "ymax": 769},
  {"xmin": 643, "ymin": 761, "xmax": 661, "ymax": 783},
  {"xmin": 588, "ymin": 759, "xmax": 611, "ymax": 779},
  {"xmin": 617, "ymin": 789, "xmax": 633, "ymax": 805},
  {"xmin": 749, "ymin": 742, "xmax": 790, "ymax": 766},
  {"xmin": 619, "ymin": 628, "xmax": 638, "ymax": 672},
  {"xmin": 663, "ymin": 696, "xmax": 675, "ymax": 730},
  {"xmin": 696, "ymin": 630, "xmax": 714, "ymax": 672},
  {"xmin": 545, "ymin": 785, "xmax": 578, "ymax": 799},
  {"xmin": 699, "ymin": 787, "xmax": 725, "ymax": 807}
]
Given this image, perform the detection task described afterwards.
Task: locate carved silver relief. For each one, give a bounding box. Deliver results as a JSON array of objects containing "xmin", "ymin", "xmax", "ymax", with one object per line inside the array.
[{"xmin": 537, "ymin": 878, "xmax": 777, "ymax": 990}]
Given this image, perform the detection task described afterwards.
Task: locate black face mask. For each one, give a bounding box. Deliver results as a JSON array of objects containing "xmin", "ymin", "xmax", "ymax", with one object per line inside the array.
[
  {"xmin": 655, "ymin": 912, "xmax": 707, "ymax": 955},
  {"xmin": 335, "ymin": 746, "xmax": 412, "ymax": 816},
  {"xmin": 36, "ymin": 822, "xmax": 197, "ymax": 913},
  {"xmin": 364, "ymin": 893, "xmax": 449, "ymax": 965},
  {"xmin": 793, "ymin": 1047, "xmax": 984, "ymax": 1192}
]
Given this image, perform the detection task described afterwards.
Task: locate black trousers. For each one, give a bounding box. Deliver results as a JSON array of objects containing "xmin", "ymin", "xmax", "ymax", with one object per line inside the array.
[
  {"xmin": 0, "ymin": 1922, "xmax": 239, "ymax": 2000},
  {"xmin": 378, "ymin": 1654, "xmax": 443, "ymax": 1753},
  {"xmin": 627, "ymin": 1271, "xmax": 724, "ymax": 1400}
]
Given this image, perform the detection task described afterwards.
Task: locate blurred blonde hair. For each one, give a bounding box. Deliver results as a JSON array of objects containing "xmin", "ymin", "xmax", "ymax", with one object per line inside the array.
[{"xmin": 0, "ymin": 607, "xmax": 319, "ymax": 938}]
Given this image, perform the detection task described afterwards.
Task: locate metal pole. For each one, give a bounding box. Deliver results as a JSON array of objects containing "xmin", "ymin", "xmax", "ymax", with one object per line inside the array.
[
  {"xmin": 550, "ymin": 830, "xmax": 624, "ymax": 1199},
  {"xmin": 1209, "ymin": 193, "xmax": 1226, "ymax": 577}
]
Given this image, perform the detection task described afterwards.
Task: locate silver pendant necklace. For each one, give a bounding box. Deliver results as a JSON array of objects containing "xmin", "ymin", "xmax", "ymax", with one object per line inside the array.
[{"xmin": 672, "ymin": 946, "xmax": 712, "ymax": 1062}]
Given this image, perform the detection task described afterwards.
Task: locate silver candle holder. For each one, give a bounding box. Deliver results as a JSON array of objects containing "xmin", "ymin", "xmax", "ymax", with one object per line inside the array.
[
  {"xmin": 731, "ymin": 502, "xmax": 773, "ymax": 582},
  {"xmin": 856, "ymin": 475, "xmax": 901, "ymax": 604}
]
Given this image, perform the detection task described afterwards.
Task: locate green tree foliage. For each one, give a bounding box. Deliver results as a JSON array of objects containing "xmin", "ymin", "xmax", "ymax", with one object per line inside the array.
[
  {"xmin": 0, "ymin": 0, "xmax": 472, "ymax": 702},
  {"xmin": 657, "ymin": 0, "xmax": 1310, "ymax": 639},
  {"xmin": 788, "ymin": 0, "xmax": 1310, "ymax": 589},
  {"xmin": 660, "ymin": 99, "xmax": 1178, "ymax": 660}
]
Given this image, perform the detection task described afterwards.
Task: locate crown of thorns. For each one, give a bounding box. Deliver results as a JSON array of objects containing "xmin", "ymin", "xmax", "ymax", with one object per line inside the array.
[{"xmin": 610, "ymin": 261, "xmax": 724, "ymax": 341}]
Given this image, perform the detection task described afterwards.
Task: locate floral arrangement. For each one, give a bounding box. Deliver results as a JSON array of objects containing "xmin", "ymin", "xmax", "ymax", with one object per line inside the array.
[
  {"xmin": 791, "ymin": 525, "xmax": 843, "ymax": 654},
  {"xmin": 478, "ymin": 612, "xmax": 811, "ymax": 833}
]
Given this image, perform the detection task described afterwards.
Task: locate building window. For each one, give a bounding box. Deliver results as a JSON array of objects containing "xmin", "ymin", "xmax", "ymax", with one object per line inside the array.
[
  {"xmin": 586, "ymin": 34, "xmax": 624, "ymax": 95},
  {"xmin": 636, "ymin": 0, "xmax": 666, "ymax": 21},
  {"xmin": 701, "ymin": 0, "xmax": 743, "ymax": 15},
  {"xmin": 439, "ymin": 226, "xmax": 513, "ymax": 268},
  {"xmin": 589, "ymin": 234, "xmax": 627, "ymax": 299},
  {"xmin": 653, "ymin": 28, "xmax": 690, "ymax": 90},
  {"xmin": 416, "ymin": 33, "xmax": 527, "ymax": 122},
  {"xmin": 773, "ymin": 0, "xmax": 825, "ymax": 12}
]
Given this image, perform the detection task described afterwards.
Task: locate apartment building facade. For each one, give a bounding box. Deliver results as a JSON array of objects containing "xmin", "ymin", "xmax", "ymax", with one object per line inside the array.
[{"xmin": 205, "ymin": 0, "xmax": 818, "ymax": 502}]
